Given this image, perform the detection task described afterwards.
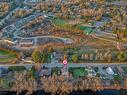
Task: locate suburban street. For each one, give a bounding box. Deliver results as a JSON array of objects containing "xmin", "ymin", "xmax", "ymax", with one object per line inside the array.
[{"xmin": 0, "ymin": 62, "xmax": 127, "ymax": 68}]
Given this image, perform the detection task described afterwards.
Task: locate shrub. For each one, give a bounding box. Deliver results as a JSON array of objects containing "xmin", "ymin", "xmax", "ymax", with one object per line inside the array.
[{"xmin": 8, "ymin": 66, "xmax": 26, "ymax": 72}]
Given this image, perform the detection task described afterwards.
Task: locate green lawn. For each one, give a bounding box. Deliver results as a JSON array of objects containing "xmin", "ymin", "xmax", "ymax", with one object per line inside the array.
[
  {"xmin": 76, "ymin": 25, "xmax": 95, "ymax": 34},
  {"xmin": 0, "ymin": 49, "xmax": 17, "ymax": 63},
  {"xmin": 53, "ymin": 18, "xmax": 95, "ymax": 34},
  {"xmin": 69, "ymin": 67, "xmax": 88, "ymax": 78},
  {"xmin": 53, "ymin": 18, "xmax": 67, "ymax": 26},
  {"xmin": 0, "ymin": 50, "xmax": 9, "ymax": 55},
  {"xmin": 0, "ymin": 56, "xmax": 16, "ymax": 63}
]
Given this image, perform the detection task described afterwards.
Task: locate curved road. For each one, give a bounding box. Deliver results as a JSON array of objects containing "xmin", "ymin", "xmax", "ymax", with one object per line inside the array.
[{"xmin": 17, "ymin": 35, "xmax": 73, "ymax": 44}]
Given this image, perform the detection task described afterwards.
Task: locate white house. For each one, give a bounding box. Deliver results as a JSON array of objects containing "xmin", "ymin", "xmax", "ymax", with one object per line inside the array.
[{"xmin": 106, "ymin": 67, "xmax": 114, "ymax": 75}]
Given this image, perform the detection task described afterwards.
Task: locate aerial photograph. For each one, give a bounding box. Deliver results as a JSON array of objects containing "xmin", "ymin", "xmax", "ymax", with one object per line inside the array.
[{"xmin": 0, "ymin": 0, "xmax": 127, "ymax": 95}]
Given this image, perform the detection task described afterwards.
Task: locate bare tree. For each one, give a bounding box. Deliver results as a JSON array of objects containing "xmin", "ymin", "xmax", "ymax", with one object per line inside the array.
[
  {"xmin": 73, "ymin": 76, "xmax": 103, "ymax": 91},
  {"xmin": 41, "ymin": 75, "xmax": 73, "ymax": 95},
  {"xmin": 11, "ymin": 72, "xmax": 37, "ymax": 95}
]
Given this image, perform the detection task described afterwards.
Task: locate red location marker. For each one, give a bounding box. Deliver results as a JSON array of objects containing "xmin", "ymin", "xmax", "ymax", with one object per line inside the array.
[{"xmin": 63, "ymin": 60, "xmax": 67, "ymax": 65}]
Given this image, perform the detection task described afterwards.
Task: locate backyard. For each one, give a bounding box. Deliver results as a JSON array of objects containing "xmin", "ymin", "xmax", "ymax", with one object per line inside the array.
[{"xmin": 69, "ymin": 67, "xmax": 88, "ymax": 78}]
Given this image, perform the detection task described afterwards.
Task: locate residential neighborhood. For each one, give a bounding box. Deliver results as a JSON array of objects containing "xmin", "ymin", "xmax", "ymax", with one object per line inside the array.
[{"xmin": 0, "ymin": 0, "xmax": 127, "ymax": 95}]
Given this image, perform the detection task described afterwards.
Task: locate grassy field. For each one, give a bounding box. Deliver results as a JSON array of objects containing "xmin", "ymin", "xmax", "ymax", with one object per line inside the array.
[
  {"xmin": 69, "ymin": 67, "xmax": 88, "ymax": 78},
  {"xmin": 53, "ymin": 18, "xmax": 67, "ymax": 26},
  {"xmin": 0, "ymin": 50, "xmax": 9, "ymax": 55},
  {"xmin": 53, "ymin": 18, "xmax": 95, "ymax": 34},
  {"xmin": 76, "ymin": 25, "xmax": 95, "ymax": 34},
  {"xmin": 0, "ymin": 49, "xmax": 17, "ymax": 63}
]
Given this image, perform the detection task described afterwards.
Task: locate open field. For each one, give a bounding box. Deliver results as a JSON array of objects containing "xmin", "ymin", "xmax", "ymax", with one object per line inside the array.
[{"xmin": 0, "ymin": 49, "xmax": 17, "ymax": 63}]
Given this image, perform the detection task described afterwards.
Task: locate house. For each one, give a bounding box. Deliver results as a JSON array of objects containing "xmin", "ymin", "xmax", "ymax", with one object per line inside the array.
[
  {"xmin": 38, "ymin": 67, "xmax": 50, "ymax": 77},
  {"xmin": 0, "ymin": 67, "xmax": 8, "ymax": 77},
  {"xmin": 19, "ymin": 39, "xmax": 34, "ymax": 47},
  {"xmin": 22, "ymin": 57, "xmax": 34, "ymax": 63},
  {"xmin": 53, "ymin": 52, "xmax": 63, "ymax": 62},
  {"xmin": 106, "ymin": 67, "xmax": 114, "ymax": 75}
]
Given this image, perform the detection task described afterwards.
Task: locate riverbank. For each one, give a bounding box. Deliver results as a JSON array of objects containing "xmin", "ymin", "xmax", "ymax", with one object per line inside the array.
[{"xmin": 0, "ymin": 89, "xmax": 122, "ymax": 95}]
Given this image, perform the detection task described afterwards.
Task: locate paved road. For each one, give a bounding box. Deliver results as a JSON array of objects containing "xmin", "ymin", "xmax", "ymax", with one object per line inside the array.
[
  {"xmin": 12, "ymin": 13, "xmax": 73, "ymax": 45},
  {"xmin": 17, "ymin": 35, "xmax": 73, "ymax": 44},
  {"xmin": 0, "ymin": 63, "xmax": 127, "ymax": 68},
  {"xmin": 106, "ymin": 1, "xmax": 127, "ymax": 6},
  {"xmin": 0, "ymin": 7, "xmax": 20, "ymax": 26}
]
